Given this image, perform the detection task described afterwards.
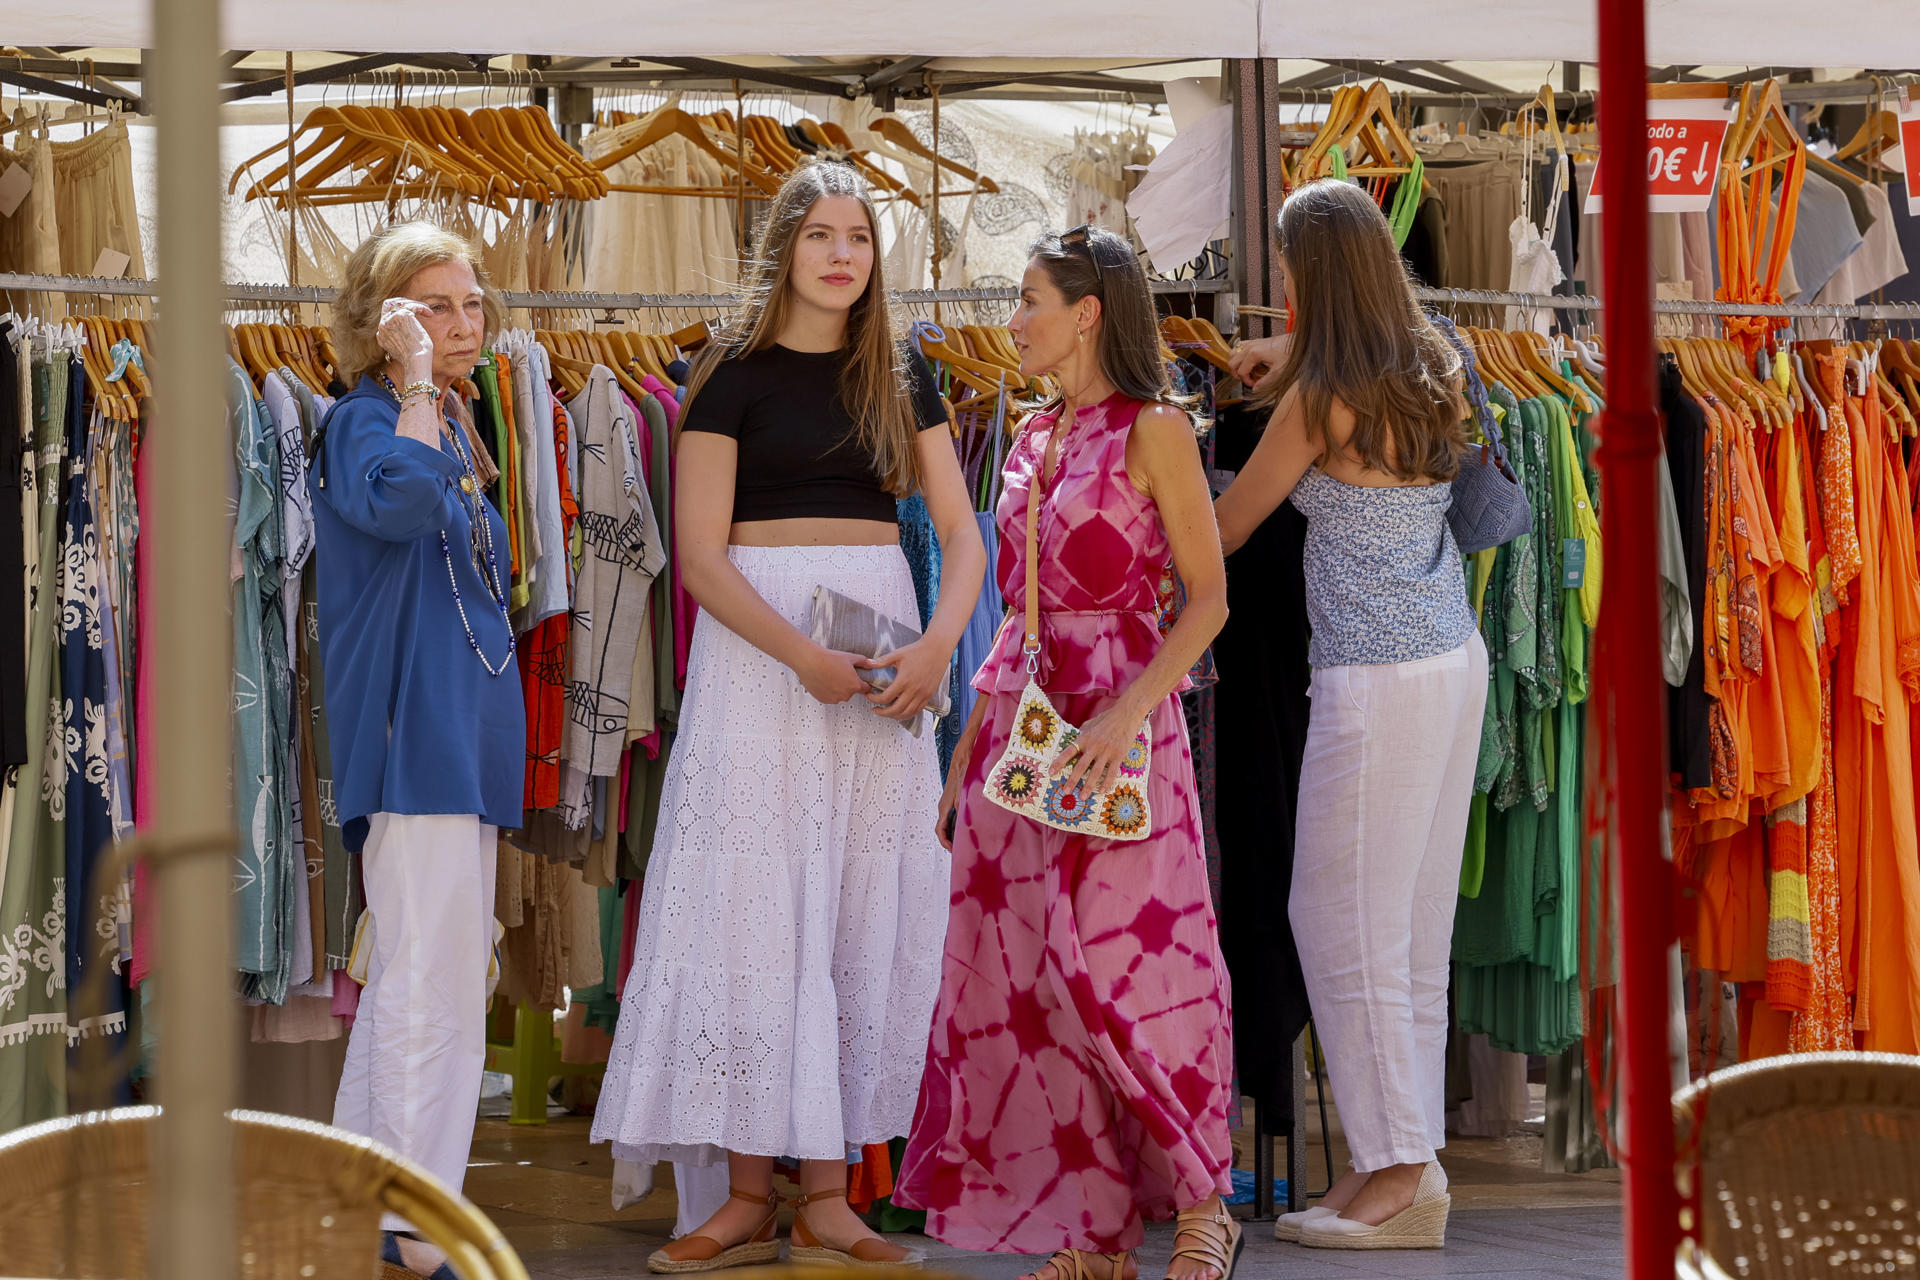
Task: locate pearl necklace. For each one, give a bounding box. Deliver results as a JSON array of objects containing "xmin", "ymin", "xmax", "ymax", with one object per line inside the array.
[{"xmin": 381, "ymin": 373, "xmax": 516, "ymax": 676}]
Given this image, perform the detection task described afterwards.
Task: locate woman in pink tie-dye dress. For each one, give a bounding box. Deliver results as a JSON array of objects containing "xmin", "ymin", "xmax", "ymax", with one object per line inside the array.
[{"xmin": 896, "ymin": 226, "xmax": 1239, "ymax": 1280}]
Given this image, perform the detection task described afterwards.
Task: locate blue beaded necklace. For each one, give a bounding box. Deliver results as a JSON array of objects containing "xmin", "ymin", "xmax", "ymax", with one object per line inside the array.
[{"xmin": 382, "ymin": 373, "xmax": 516, "ymax": 676}]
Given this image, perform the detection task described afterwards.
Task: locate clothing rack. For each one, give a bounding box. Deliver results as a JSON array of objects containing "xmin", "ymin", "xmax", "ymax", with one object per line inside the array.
[
  {"xmin": 1408, "ymin": 285, "xmax": 1920, "ymax": 323},
  {"xmin": 1269, "ymin": 73, "xmax": 1917, "ymax": 111},
  {"xmin": 0, "ymin": 272, "xmax": 1232, "ymax": 310}
]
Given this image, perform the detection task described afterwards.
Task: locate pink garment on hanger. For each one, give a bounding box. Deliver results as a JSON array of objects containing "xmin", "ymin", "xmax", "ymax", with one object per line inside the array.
[
  {"xmin": 642, "ymin": 376, "xmax": 681, "ymax": 431},
  {"xmin": 331, "ymin": 972, "xmax": 360, "ymax": 1024},
  {"xmin": 617, "ymin": 746, "xmax": 632, "ymax": 832},
  {"xmin": 618, "ymin": 876, "xmax": 642, "ymax": 990}
]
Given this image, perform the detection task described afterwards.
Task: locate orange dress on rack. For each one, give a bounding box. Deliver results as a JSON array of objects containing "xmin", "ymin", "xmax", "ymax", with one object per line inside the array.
[
  {"xmin": 1829, "ymin": 363, "xmax": 1920, "ymax": 1052},
  {"xmin": 1793, "ymin": 399, "xmax": 1854, "ymax": 1052},
  {"xmin": 1874, "ymin": 404, "xmax": 1920, "ymax": 1054},
  {"xmin": 1688, "ymin": 397, "xmax": 1774, "ymax": 979},
  {"xmin": 1757, "ymin": 417, "xmax": 1822, "ymax": 1000}
]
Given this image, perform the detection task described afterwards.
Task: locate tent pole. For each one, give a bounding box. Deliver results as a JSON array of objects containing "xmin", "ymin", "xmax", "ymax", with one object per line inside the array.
[
  {"xmin": 149, "ymin": 0, "xmax": 236, "ymax": 1276},
  {"xmin": 1594, "ymin": 2, "xmax": 1678, "ymax": 1279}
]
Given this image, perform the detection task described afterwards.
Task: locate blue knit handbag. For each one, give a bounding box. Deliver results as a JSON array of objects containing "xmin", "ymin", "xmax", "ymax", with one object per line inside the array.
[{"xmin": 1429, "ymin": 313, "xmax": 1532, "ymax": 555}]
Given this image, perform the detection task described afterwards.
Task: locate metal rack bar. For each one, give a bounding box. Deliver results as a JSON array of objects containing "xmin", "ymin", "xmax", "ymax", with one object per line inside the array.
[
  {"xmin": 0, "ymin": 272, "xmax": 1231, "ymax": 309},
  {"xmin": 1410, "ymin": 286, "xmax": 1920, "ymax": 322}
]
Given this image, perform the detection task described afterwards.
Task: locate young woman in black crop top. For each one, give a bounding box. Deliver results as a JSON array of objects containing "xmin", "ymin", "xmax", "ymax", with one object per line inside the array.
[{"xmin": 589, "ymin": 161, "xmax": 986, "ymax": 1273}]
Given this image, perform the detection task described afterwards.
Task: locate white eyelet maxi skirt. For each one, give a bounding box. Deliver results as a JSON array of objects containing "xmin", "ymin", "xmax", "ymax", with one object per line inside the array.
[{"xmin": 591, "ymin": 545, "xmax": 951, "ymax": 1167}]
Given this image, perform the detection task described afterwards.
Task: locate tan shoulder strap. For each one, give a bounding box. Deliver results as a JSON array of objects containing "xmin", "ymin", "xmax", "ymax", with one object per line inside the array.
[{"xmin": 1023, "ymin": 448, "xmax": 1042, "ymax": 676}]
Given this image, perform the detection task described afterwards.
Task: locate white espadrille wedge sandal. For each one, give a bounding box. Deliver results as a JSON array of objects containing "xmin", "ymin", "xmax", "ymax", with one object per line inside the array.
[{"xmin": 1298, "ymin": 1162, "xmax": 1450, "ymax": 1251}]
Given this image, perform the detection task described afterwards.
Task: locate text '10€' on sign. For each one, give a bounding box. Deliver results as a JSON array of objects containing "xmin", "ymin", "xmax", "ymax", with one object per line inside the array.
[{"xmin": 1585, "ymin": 99, "xmax": 1733, "ymax": 214}]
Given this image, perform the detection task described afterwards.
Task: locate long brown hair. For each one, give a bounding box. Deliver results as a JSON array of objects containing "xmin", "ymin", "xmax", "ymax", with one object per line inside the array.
[
  {"xmin": 1027, "ymin": 225, "xmax": 1191, "ymax": 415},
  {"xmin": 683, "ymin": 162, "xmax": 922, "ymax": 495},
  {"xmin": 1271, "ymin": 179, "xmax": 1464, "ymax": 482}
]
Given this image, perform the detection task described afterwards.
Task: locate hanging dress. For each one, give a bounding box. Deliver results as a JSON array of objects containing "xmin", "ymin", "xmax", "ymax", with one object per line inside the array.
[
  {"xmin": 896, "ymin": 393, "xmax": 1235, "ymax": 1255},
  {"xmin": 60, "ymin": 392, "xmax": 124, "ymax": 1063},
  {"xmin": 0, "ymin": 349, "xmax": 72, "ymax": 1127}
]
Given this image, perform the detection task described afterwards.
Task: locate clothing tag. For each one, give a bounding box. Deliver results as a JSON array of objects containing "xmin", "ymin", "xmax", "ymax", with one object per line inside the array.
[
  {"xmin": 0, "ymin": 162, "xmax": 30, "ymax": 218},
  {"xmin": 1562, "ymin": 538, "xmax": 1587, "ymax": 589},
  {"xmin": 90, "ymin": 247, "xmax": 131, "ymax": 279}
]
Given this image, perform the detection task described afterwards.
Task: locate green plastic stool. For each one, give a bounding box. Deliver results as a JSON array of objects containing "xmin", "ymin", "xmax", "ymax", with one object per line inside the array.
[{"xmin": 484, "ymin": 1000, "xmax": 606, "ymax": 1126}]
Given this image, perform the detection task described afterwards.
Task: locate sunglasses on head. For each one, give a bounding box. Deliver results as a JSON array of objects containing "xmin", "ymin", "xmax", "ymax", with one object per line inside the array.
[{"xmin": 1060, "ymin": 223, "xmax": 1105, "ymax": 293}]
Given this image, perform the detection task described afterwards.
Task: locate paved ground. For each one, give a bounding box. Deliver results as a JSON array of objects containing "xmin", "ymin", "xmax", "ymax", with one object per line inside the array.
[{"xmin": 466, "ymin": 1109, "xmax": 1624, "ymax": 1280}]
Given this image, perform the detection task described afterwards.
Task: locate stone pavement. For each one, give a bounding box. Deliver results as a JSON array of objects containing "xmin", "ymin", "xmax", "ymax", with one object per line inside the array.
[{"xmin": 466, "ymin": 1112, "xmax": 1623, "ymax": 1280}]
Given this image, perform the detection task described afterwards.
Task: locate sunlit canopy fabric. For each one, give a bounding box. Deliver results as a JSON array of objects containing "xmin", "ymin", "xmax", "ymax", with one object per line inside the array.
[
  {"xmin": 1263, "ymin": 0, "xmax": 1920, "ymax": 66},
  {"xmin": 0, "ymin": 0, "xmax": 1263, "ymax": 58},
  {"xmin": 1, "ymin": 0, "xmax": 1915, "ymax": 76}
]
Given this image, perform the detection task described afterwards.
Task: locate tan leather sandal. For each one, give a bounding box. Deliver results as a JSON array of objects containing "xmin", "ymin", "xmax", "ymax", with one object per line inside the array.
[
  {"xmin": 1165, "ymin": 1203, "xmax": 1244, "ymax": 1280},
  {"xmin": 788, "ymin": 1186, "xmax": 926, "ymax": 1269},
  {"xmin": 1025, "ymin": 1249, "xmax": 1135, "ymax": 1280},
  {"xmin": 646, "ymin": 1186, "xmax": 784, "ymax": 1274}
]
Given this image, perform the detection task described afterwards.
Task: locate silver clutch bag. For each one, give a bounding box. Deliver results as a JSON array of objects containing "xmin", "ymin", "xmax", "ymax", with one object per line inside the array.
[{"xmin": 807, "ymin": 585, "xmax": 952, "ymax": 736}]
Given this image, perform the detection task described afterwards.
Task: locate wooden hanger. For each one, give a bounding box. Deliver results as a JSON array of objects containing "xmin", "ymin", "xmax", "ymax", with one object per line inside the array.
[
  {"xmin": 1309, "ymin": 82, "xmax": 1419, "ymax": 182},
  {"xmin": 533, "ymin": 331, "xmax": 591, "ymax": 399},
  {"xmin": 1705, "ymin": 336, "xmax": 1783, "ymax": 428},
  {"xmin": 1836, "ymin": 109, "xmax": 1901, "ymax": 164},
  {"xmin": 1682, "ymin": 336, "xmax": 1750, "ymax": 419},
  {"xmin": 75, "ymin": 317, "xmax": 120, "ymax": 421},
  {"xmin": 1464, "ymin": 327, "xmax": 1530, "ymax": 396},
  {"xmin": 232, "ymin": 104, "xmax": 493, "ymax": 207},
  {"xmin": 1161, "ymin": 315, "xmax": 1235, "ymax": 375},
  {"xmin": 798, "ymin": 117, "xmax": 924, "ymax": 209},
  {"xmin": 590, "ymin": 104, "xmax": 783, "ymax": 196},
  {"xmin": 1298, "ymin": 84, "xmax": 1361, "ymax": 176},
  {"xmin": 1724, "ymin": 79, "xmax": 1804, "ymax": 177},
  {"xmin": 669, "ymin": 320, "xmax": 712, "ymax": 353},
  {"xmin": 1670, "ymin": 339, "xmax": 1723, "ymax": 408},
  {"xmin": 742, "ymin": 115, "xmax": 802, "ymax": 175},
  {"xmin": 1513, "ymin": 330, "xmax": 1594, "ymax": 412},
  {"xmin": 915, "ymin": 328, "xmax": 1019, "ymax": 400},
  {"xmin": 868, "ymin": 116, "xmax": 1001, "ymax": 194}
]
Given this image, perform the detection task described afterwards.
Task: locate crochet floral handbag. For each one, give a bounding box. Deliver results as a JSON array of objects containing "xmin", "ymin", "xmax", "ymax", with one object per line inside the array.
[{"xmin": 983, "ymin": 461, "xmax": 1154, "ymax": 842}]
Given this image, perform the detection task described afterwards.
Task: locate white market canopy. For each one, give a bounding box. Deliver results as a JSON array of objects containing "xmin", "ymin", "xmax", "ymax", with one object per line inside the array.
[{"xmin": 3, "ymin": 0, "xmax": 1918, "ymax": 64}]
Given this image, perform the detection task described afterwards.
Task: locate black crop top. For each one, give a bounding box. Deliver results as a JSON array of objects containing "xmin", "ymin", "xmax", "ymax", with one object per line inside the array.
[{"xmin": 679, "ymin": 342, "xmax": 946, "ymax": 524}]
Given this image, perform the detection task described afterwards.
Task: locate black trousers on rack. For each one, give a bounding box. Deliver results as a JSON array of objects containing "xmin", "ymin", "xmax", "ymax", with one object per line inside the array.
[{"xmin": 1211, "ymin": 406, "xmax": 1315, "ymax": 1122}]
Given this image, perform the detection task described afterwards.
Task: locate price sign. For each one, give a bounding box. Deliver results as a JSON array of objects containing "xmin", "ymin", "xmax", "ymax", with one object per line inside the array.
[
  {"xmin": 1899, "ymin": 99, "xmax": 1920, "ymax": 215},
  {"xmin": 1585, "ymin": 99, "xmax": 1733, "ymax": 213}
]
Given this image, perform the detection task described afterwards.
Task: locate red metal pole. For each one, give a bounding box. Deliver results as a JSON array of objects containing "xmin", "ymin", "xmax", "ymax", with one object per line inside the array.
[{"xmin": 1595, "ymin": 1, "xmax": 1680, "ymax": 1278}]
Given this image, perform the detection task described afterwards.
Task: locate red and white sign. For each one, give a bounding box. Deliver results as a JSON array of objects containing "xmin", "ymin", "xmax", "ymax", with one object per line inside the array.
[
  {"xmin": 1899, "ymin": 98, "xmax": 1920, "ymax": 216},
  {"xmin": 1585, "ymin": 98, "xmax": 1734, "ymax": 214}
]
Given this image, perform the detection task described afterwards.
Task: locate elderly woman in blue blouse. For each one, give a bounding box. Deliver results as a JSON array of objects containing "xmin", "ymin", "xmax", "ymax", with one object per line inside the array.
[{"xmin": 310, "ymin": 221, "xmax": 525, "ymax": 1280}]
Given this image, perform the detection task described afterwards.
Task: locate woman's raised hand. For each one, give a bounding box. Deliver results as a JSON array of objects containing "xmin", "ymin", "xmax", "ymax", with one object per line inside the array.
[
  {"xmin": 377, "ymin": 298, "xmax": 435, "ymax": 380},
  {"xmin": 1227, "ymin": 333, "xmax": 1292, "ymax": 393}
]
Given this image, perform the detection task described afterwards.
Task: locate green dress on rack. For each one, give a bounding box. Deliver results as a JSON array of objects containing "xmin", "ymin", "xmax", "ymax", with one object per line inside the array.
[
  {"xmin": 0, "ymin": 352, "xmax": 72, "ymax": 1128},
  {"xmin": 1452, "ymin": 389, "xmax": 1589, "ymax": 1055}
]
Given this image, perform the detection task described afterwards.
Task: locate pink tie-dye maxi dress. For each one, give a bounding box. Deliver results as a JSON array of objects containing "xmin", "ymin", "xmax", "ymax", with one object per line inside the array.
[{"xmin": 895, "ymin": 393, "xmax": 1236, "ymax": 1255}]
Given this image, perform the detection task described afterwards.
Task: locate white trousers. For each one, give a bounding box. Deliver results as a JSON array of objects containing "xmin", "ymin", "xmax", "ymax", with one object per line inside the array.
[
  {"xmin": 1291, "ymin": 635, "xmax": 1489, "ymax": 1173},
  {"xmin": 333, "ymin": 813, "xmax": 497, "ymax": 1229}
]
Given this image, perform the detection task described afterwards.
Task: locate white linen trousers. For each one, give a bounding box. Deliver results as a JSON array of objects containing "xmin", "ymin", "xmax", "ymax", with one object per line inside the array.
[
  {"xmin": 1290, "ymin": 634, "xmax": 1489, "ymax": 1172},
  {"xmin": 332, "ymin": 812, "xmax": 498, "ymax": 1228}
]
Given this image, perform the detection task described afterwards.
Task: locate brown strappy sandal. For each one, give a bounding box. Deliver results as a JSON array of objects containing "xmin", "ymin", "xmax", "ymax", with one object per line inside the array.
[
  {"xmin": 1025, "ymin": 1249, "xmax": 1135, "ymax": 1280},
  {"xmin": 788, "ymin": 1186, "xmax": 926, "ymax": 1269},
  {"xmin": 646, "ymin": 1186, "xmax": 784, "ymax": 1274},
  {"xmin": 1165, "ymin": 1203, "xmax": 1244, "ymax": 1280}
]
